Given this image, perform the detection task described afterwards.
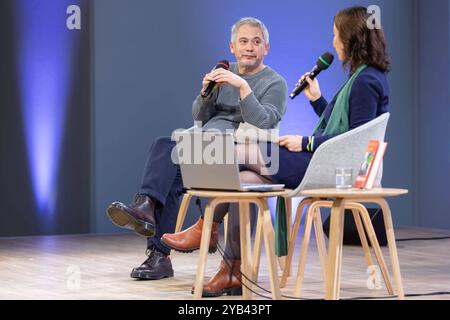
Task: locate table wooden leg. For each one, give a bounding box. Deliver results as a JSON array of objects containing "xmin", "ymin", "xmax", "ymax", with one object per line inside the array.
[
  {"xmin": 352, "ymin": 209, "xmax": 374, "ymax": 266},
  {"xmin": 224, "ymin": 214, "xmax": 228, "ymax": 244},
  {"xmin": 355, "ymin": 204, "xmax": 394, "ymax": 295},
  {"xmin": 376, "ymin": 198, "xmax": 405, "ymax": 299},
  {"xmin": 293, "ymin": 202, "xmax": 315, "ymax": 297},
  {"xmin": 193, "ymin": 198, "xmax": 217, "ymax": 299},
  {"xmin": 313, "ymin": 207, "xmax": 328, "ymax": 285},
  {"xmin": 280, "ymin": 197, "xmax": 313, "ymax": 288},
  {"xmin": 258, "ymin": 199, "xmax": 281, "ymax": 299},
  {"xmin": 239, "ymin": 201, "xmax": 253, "ymax": 299},
  {"xmin": 252, "ymin": 208, "xmax": 263, "ymax": 283},
  {"xmin": 325, "ymin": 198, "xmax": 345, "ymax": 300}
]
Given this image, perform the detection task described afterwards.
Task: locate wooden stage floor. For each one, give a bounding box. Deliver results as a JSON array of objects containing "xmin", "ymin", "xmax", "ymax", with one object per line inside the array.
[{"xmin": 1, "ymin": 227, "xmax": 450, "ymax": 300}]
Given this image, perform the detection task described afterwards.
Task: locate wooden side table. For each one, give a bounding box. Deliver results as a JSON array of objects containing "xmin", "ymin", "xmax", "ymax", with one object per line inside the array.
[
  {"xmin": 299, "ymin": 188, "xmax": 408, "ymax": 300},
  {"xmin": 185, "ymin": 189, "xmax": 289, "ymax": 300}
]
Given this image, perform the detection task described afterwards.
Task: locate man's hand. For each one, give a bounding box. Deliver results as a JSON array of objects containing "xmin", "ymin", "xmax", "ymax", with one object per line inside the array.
[
  {"xmin": 200, "ymin": 70, "xmax": 217, "ymax": 97},
  {"xmin": 209, "ymin": 68, "xmax": 245, "ymax": 88},
  {"xmin": 278, "ymin": 135, "xmax": 302, "ymax": 152},
  {"xmin": 205, "ymin": 68, "xmax": 252, "ymax": 100}
]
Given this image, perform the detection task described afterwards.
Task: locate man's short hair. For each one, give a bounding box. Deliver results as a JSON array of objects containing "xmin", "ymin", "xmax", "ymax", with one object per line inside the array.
[{"xmin": 230, "ymin": 17, "xmax": 269, "ymax": 44}]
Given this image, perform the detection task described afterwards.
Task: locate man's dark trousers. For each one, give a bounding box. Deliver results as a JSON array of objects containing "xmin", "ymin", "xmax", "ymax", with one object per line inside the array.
[{"xmin": 138, "ymin": 136, "xmax": 183, "ymax": 255}]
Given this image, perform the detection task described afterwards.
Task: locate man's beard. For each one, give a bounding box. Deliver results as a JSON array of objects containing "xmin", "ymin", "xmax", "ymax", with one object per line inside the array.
[{"xmin": 238, "ymin": 59, "xmax": 261, "ymax": 70}]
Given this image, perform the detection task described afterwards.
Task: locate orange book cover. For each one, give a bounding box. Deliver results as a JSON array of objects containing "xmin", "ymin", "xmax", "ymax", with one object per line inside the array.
[
  {"xmin": 366, "ymin": 142, "xmax": 387, "ymax": 189},
  {"xmin": 354, "ymin": 140, "xmax": 380, "ymax": 189}
]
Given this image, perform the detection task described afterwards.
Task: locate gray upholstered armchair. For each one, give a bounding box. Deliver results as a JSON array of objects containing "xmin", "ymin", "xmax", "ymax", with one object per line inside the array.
[{"xmin": 286, "ymin": 112, "xmax": 390, "ymax": 197}]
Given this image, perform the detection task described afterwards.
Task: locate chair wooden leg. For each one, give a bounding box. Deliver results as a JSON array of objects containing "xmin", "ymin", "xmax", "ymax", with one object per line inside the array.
[
  {"xmin": 293, "ymin": 202, "xmax": 316, "ymax": 297},
  {"xmin": 193, "ymin": 198, "xmax": 218, "ymax": 299},
  {"xmin": 325, "ymin": 198, "xmax": 346, "ymax": 300},
  {"xmin": 257, "ymin": 198, "xmax": 281, "ymax": 299},
  {"xmin": 354, "ymin": 204, "xmax": 394, "ymax": 295},
  {"xmin": 280, "ymin": 197, "xmax": 313, "ymax": 288},
  {"xmin": 374, "ymin": 198, "xmax": 405, "ymax": 299},
  {"xmin": 239, "ymin": 201, "xmax": 253, "ymax": 299},
  {"xmin": 175, "ymin": 193, "xmax": 192, "ymax": 233},
  {"xmin": 252, "ymin": 208, "xmax": 263, "ymax": 283},
  {"xmin": 313, "ymin": 207, "xmax": 328, "ymax": 285}
]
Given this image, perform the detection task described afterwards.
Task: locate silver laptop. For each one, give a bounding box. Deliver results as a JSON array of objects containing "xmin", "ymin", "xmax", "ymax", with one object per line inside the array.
[{"xmin": 174, "ymin": 131, "xmax": 284, "ymax": 192}]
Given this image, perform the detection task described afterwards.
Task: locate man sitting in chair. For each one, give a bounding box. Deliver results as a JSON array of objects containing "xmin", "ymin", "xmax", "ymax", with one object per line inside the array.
[{"xmin": 106, "ymin": 17, "xmax": 288, "ymax": 281}]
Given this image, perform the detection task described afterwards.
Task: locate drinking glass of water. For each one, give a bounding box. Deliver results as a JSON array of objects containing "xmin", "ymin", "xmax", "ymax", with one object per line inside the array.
[{"xmin": 335, "ymin": 167, "xmax": 353, "ymax": 189}]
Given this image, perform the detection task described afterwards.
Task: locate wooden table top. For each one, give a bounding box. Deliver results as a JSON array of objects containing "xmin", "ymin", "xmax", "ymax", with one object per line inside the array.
[
  {"xmin": 186, "ymin": 189, "xmax": 291, "ymax": 198},
  {"xmin": 299, "ymin": 188, "xmax": 408, "ymax": 198},
  {"xmin": 186, "ymin": 188, "xmax": 408, "ymax": 199}
]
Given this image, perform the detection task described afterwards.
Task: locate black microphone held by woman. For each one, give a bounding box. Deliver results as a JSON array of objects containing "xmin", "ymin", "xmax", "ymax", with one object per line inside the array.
[{"xmin": 290, "ymin": 52, "xmax": 334, "ymax": 99}]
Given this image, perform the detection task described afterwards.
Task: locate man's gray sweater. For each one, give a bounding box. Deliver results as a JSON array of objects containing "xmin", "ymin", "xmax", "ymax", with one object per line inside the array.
[{"xmin": 192, "ymin": 63, "xmax": 287, "ymax": 132}]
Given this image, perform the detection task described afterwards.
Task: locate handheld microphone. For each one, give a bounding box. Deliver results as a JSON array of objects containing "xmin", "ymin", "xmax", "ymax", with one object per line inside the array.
[
  {"xmin": 202, "ymin": 59, "xmax": 230, "ymax": 97},
  {"xmin": 289, "ymin": 52, "xmax": 334, "ymax": 99}
]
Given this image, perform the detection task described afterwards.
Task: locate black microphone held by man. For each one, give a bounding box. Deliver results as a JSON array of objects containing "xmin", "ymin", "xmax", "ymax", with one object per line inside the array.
[
  {"xmin": 290, "ymin": 52, "xmax": 334, "ymax": 99},
  {"xmin": 201, "ymin": 59, "xmax": 230, "ymax": 97}
]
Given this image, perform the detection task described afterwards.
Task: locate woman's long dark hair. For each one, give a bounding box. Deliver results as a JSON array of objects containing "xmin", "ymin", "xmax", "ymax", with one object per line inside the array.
[{"xmin": 334, "ymin": 6, "xmax": 391, "ymax": 73}]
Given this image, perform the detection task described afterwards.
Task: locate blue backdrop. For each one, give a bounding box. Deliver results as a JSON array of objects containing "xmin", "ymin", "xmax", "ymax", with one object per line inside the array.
[
  {"xmin": 1, "ymin": 0, "xmax": 448, "ymax": 236},
  {"xmin": 93, "ymin": 0, "xmax": 430, "ymax": 234}
]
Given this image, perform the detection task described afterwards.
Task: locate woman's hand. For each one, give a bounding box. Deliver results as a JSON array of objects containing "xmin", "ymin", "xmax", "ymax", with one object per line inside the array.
[
  {"xmin": 298, "ymin": 73, "xmax": 321, "ymax": 102},
  {"xmin": 278, "ymin": 135, "xmax": 303, "ymax": 152}
]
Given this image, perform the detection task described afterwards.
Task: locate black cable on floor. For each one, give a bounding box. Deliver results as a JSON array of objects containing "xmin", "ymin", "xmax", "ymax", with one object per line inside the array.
[
  {"xmin": 216, "ymin": 233, "xmax": 450, "ymax": 300},
  {"xmin": 196, "ymin": 198, "xmax": 312, "ymax": 300},
  {"xmin": 344, "ymin": 291, "xmax": 450, "ymax": 300},
  {"xmin": 396, "ymin": 236, "xmax": 450, "ymax": 242},
  {"xmin": 216, "ymin": 242, "xmax": 315, "ymax": 300},
  {"xmin": 216, "ymin": 243, "xmax": 273, "ymax": 300}
]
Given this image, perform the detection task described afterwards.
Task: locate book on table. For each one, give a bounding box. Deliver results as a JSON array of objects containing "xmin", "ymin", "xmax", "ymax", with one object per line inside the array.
[{"xmin": 354, "ymin": 140, "xmax": 387, "ymax": 189}]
